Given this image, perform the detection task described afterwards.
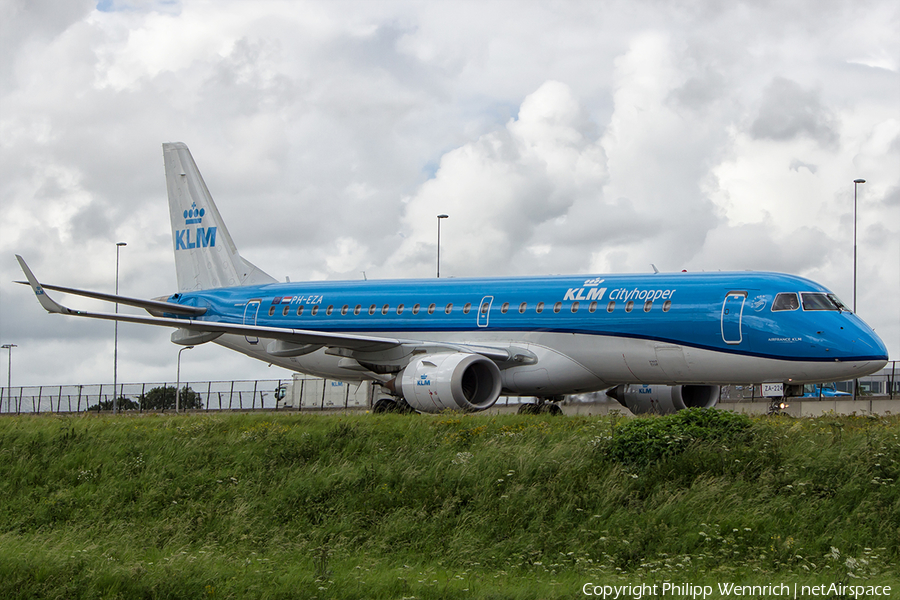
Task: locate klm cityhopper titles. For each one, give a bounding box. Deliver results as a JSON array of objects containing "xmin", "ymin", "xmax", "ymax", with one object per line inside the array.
[{"xmin": 17, "ymin": 143, "xmax": 889, "ymax": 415}]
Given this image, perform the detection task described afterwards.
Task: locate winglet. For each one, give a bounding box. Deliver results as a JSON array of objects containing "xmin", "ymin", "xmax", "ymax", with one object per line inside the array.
[{"xmin": 15, "ymin": 255, "xmax": 70, "ymax": 314}]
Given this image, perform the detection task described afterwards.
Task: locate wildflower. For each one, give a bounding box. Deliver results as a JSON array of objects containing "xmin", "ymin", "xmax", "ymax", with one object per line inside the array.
[{"xmin": 452, "ymin": 451, "xmax": 474, "ymax": 465}]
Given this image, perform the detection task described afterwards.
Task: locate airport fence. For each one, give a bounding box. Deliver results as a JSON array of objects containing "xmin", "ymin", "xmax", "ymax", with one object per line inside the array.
[
  {"xmin": 0, "ymin": 361, "xmax": 895, "ymax": 415},
  {"xmin": 718, "ymin": 361, "xmax": 898, "ymax": 401},
  {"xmin": 0, "ymin": 377, "xmax": 535, "ymax": 415},
  {"xmin": 0, "ymin": 378, "xmax": 371, "ymax": 415}
]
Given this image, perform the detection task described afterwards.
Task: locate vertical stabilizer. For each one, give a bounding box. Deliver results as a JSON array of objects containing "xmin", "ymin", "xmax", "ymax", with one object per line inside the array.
[{"xmin": 163, "ymin": 142, "xmax": 276, "ymax": 292}]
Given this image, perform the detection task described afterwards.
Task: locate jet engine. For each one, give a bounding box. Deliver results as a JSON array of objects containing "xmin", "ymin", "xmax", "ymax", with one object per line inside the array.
[
  {"xmin": 396, "ymin": 353, "xmax": 503, "ymax": 413},
  {"xmin": 606, "ymin": 384, "xmax": 720, "ymax": 415}
]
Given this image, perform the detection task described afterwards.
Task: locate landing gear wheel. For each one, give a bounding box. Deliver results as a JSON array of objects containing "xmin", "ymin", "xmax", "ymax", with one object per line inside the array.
[
  {"xmin": 373, "ymin": 398, "xmax": 417, "ymax": 414},
  {"xmin": 373, "ymin": 398, "xmax": 397, "ymax": 413},
  {"xmin": 395, "ymin": 399, "xmax": 416, "ymax": 414},
  {"xmin": 517, "ymin": 403, "xmax": 539, "ymax": 415},
  {"xmin": 766, "ymin": 398, "xmax": 792, "ymax": 417},
  {"xmin": 539, "ymin": 403, "xmax": 563, "ymax": 416}
]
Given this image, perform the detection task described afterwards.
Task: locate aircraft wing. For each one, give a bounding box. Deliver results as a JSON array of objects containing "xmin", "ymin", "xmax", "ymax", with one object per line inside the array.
[
  {"xmin": 16, "ymin": 256, "xmax": 514, "ymax": 360},
  {"xmin": 14, "ymin": 280, "xmax": 207, "ymax": 316}
]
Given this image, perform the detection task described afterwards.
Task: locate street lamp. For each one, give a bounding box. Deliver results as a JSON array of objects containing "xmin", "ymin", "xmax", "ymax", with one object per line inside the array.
[
  {"xmin": 176, "ymin": 345, "xmax": 194, "ymax": 412},
  {"xmin": 437, "ymin": 214, "xmax": 449, "ymax": 278},
  {"xmin": 113, "ymin": 241, "xmax": 126, "ymax": 413},
  {"xmin": 852, "ymin": 179, "xmax": 865, "ymax": 314},
  {"xmin": 852, "ymin": 179, "xmax": 865, "ymax": 404},
  {"xmin": 1, "ymin": 344, "xmax": 15, "ymax": 413}
]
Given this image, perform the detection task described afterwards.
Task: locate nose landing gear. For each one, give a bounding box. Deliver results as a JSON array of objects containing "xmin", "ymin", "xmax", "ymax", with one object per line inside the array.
[{"xmin": 767, "ymin": 398, "xmax": 790, "ymax": 416}]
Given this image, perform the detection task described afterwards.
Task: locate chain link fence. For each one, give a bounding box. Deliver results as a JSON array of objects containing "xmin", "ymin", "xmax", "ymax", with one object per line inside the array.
[
  {"xmin": 1, "ymin": 362, "xmax": 895, "ymax": 415},
  {"xmin": 0, "ymin": 378, "xmax": 372, "ymax": 414},
  {"xmin": 718, "ymin": 361, "xmax": 898, "ymax": 402}
]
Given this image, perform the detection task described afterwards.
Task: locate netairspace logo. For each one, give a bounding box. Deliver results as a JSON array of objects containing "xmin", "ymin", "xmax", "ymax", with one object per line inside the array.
[{"xmin": 581, "ymin": 582, "xmax": 893, "ymax": 599}]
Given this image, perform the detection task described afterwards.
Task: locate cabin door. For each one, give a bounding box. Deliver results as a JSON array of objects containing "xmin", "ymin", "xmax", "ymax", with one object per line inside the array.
[
  {"xmin": 721, "ymin": 292, "xmax": 747, "ymax": 345},
  {"xmin": 243, "ymin": 299, "xmax": 261, "ymax": 345},
  {"xmin": 477, "ymin": 296, "xmax": 494, "ymax": 328}
]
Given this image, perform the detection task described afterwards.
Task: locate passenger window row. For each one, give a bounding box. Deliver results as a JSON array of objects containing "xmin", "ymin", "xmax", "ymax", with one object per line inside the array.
[{"xmin": 267, "ymin": 299, "xmax": 673, "ymax": 317}]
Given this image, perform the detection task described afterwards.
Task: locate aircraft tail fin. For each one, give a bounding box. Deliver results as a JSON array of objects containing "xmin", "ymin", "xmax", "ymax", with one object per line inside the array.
[{"xmin": 163, "ymin": 142, "xmax": 276, "ymax": 292}]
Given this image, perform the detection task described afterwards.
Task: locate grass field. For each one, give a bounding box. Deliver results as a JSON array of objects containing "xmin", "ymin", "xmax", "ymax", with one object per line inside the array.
[{"xmin": 0, "ymin": 410, "xmax": 897, "ymax": 599}]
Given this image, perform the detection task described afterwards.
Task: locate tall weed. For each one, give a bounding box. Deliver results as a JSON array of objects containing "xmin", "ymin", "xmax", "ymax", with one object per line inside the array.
[{"xmin": 0, "ymin": 411, "xmax": 896, "ymax": 598}]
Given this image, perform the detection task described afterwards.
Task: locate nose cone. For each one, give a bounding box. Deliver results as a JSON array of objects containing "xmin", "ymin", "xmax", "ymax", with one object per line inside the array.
[
  {"xmin": 869, "ymin": 331, "xmax": 889, "ymax": 362},
  {"xmin": 841, "ymin": 313, "xmax": 889, "ymax": 376},
  {"xmin": 805, "ymin": 312, "xmax": 887, "ymax": 361},
  {"xmin": 849, "ymin": 314, "xmax": 889, "ymax": 362},
  {"xmin": 790, "ymin": 312, "xmax": 889, "ymax": 382}
]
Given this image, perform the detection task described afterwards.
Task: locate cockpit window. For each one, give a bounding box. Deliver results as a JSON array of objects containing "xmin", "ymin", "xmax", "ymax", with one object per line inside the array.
[
  {"xmin": 801, "ymin": 292, "xmax": 845, "ymax": 311},
  {"xmin": 772, "ymin": 292, "xmax": 799, "ymax": 311},
  {"xmin": 828, "ymin": 294, "xmax": 849, "ymax": 312}
]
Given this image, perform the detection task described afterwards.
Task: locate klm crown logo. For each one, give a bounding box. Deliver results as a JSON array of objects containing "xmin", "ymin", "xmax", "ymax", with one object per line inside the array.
[
  {"xmin": 184, "ymin": 204, "xmax": 204, "ymax": 224},
  {"xmin": 175, "ymin": 202, "xmax": 217, "ymax": 251}
]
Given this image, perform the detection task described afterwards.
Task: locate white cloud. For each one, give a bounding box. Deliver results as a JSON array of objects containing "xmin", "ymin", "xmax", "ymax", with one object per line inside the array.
[
  {"xmin": 386, "ymin": 80, "xmax": 608, "ymax": 278},
  {"xmin": 750, "ymin": 77, "xmax": 838, "ymax": 147},
  {"xmin": 1, "ymin": 0, "xmax": 898, "ymax": 389}
]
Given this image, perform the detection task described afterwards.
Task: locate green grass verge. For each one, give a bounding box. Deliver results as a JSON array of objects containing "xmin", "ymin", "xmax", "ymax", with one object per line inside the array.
[{"xmin": 0, "ymin": 410, "xmax": 897, "ymax": 598}]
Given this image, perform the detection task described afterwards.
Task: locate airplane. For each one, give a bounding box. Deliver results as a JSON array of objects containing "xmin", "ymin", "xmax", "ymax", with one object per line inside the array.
[{"xmin": 16, "ymin": 142, "xmax": 889, "ymax": 415}]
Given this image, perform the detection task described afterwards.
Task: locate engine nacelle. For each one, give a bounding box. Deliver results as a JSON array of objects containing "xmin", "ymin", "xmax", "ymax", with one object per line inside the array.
[
  {"xmin": 398, "ymin": 353, "xmax": 502, "ymax": 413},
  {"xmin": 606, "ymin": 384, "xmax": 720, "ymax": 415}
]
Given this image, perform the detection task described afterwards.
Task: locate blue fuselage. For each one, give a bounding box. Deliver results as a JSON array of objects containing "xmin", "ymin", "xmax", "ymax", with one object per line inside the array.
[{"xmin": 167, "ymin": 271, "xmax": 888, "ymax": 391}]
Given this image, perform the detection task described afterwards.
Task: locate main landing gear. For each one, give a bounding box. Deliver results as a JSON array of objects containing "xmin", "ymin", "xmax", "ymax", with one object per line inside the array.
[
  {"xmin": 372, "ymin": 397, "xmax": 416, "ymax": 414},
  {"xmin": 517, "ymin": 396, "xmax": 564, "ymax": 416}
]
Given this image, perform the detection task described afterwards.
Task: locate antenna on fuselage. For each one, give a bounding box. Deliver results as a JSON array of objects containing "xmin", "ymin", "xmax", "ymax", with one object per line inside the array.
[{"xmin": 651, "ymin": 264, "xmax": 660, "ymax": 274}]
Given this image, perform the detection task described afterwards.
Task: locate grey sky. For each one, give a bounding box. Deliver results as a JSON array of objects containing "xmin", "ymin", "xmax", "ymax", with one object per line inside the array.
[{"xmin": 1, "ymin": 0, "xmax": 897, "ymax": 387}]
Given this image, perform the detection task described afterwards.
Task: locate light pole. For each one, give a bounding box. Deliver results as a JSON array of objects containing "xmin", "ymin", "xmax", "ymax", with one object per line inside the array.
[
  {"xmin": 176, "ymin": 345, "xmax": 194, "ymax": 412},
  {"xmin": 852, "ymin": 179, "xmax": 864, "ymax": 404},
  {"xmin": 437, "ymin": 214, "xmax": 449, "ymax": 278},
  {"xmin": 113, "ymin": 241, "xmax": 126, "ymax": 413},
  {"xmin": 1, "ymin": 344, "xmax": 15, "ymax": 413},
  {"xmin": 852, "ymin": 179, "xmax": 865, "ymax": 314}
]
